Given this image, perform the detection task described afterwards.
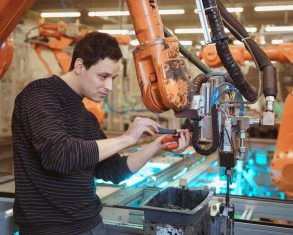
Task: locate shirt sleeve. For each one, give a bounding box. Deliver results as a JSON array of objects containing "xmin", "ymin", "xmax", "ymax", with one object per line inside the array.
[
  {"xmin": 94, "ymin": 154, "xmax": 133, "ymax": 184},
  {"xmin": 19, "ymin": 86, "xmax": 99, "ymax": 174}
]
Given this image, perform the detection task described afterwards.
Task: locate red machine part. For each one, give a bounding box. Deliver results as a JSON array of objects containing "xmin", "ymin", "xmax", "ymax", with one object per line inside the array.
[
  {"xmin": 0, "ymin": 0, "xmax": 37, "ymax": 80},
  {"xmin": 0, "ymin": 34, "xmax": 14, "ymax": 79},
  {"xmin": 270, "ymin": 94, "xmax": 293, "ymax": 197},
  {"xmin": 126, "ymin": 0, "xmax": 190, "ymax": 113},
  {"xmin": 0, "ymin": 0, "xmax": 36, "ymax": 46},
  {"xmin": 200, "ymin": 43, "xmax": 293, "ymax": 68}
]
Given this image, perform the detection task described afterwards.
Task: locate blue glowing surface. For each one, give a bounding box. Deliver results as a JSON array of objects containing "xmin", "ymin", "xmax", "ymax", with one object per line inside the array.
[
  {"xmin": 188, "ymin": 148, "xmax": 287, "ymax": 200},
  {"xmin": 95, "ymin": 162, "xmax": 170, "ymax": 187},
  {"xmin": 255, "ymin": 152, "xmax": 267, "ymax": 165}
]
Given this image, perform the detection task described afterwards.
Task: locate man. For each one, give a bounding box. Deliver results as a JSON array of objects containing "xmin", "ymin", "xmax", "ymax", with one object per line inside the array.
[{"xmin": 12, "ymin": 31, "xmax": 190, "ymax": 235}]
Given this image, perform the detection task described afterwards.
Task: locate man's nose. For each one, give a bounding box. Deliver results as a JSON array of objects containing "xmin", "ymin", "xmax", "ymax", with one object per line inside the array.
[{"xmin": 105, "ymin": 78, "xmax": 113, "ymax": 91}]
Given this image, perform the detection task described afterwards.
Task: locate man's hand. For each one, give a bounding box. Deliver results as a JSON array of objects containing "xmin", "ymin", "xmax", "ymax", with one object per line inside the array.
[{"xmin": 123, "ymin": 117, "xmax": 161, "ymax": 145}]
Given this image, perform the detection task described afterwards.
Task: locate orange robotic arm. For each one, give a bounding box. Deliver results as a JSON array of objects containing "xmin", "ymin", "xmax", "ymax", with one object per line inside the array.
[
  {"xmin": 270, "ymin": 94, "xmax": 293, "ymax": 198},
  {"xmin": 0, "ymin": 0, "xmax": 37, "ymax": 80},
  {"xmin": 200, "ymin": 43, "xmax": 293, "ymax": 68},
  {"xmin": 0, "ymin": 34, "xmax": 14, "ymax": 79},
  {"xmin": 126, "ymin": 0, "xmax": 191, "ymax": 113}
]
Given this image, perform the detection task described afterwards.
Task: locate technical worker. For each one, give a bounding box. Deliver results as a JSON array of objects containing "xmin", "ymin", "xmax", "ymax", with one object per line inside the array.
[{"xmin": 12, "ymin": 31, "xmax": 190, "ymax": 235}]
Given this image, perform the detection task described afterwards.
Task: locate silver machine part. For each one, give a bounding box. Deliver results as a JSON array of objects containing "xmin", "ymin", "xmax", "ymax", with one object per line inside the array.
[
  {"xmin": 262, "ymin": 96, "xmax": 275, "ymax": 126},
  {"xmin": 210, "ymin": 205, "xmax": 234, "ymax": 235},
  {"xmin": 223, "ymin": 118, "xmax": 233, "ymax": 152},
  {"xmin": 195, "ymin": 0, "xmax": 212, "ymax": 44}
]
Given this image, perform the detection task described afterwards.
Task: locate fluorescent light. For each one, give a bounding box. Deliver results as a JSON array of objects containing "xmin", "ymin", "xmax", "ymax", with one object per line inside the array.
[
  {"xmin": 265, "ymin": 26, "xmax": 293, "ymax": 32},
  {"xmin": 174, "ymin": 28, "xmax": 204, "ymax": 34},
  {"xmin": 98, "ymin": 29, "xmax": 129, "ymax": 35},
  {"xmin": 233, "ymin": 40, "xmax": 243, "ymax": 45},
  {"xmin": 226, "ymin": 7, "xmax": 243, "ymax": 13},
  {"xmin": 89, "ymin": 11, "xmax": 129, "ymax": 17},
  {"xmin": 254, "ymin": 5, "xmax": 293, "ymax": 12},
  {"xmin": 129, "ymin": 30, "xmax": 136, "ymax": 35},
  {"xmin": 88, "ymin": 9, "xmax": 185, "ymax": 17},
  {"xmin": 40, "ymin": 12, "xmax": 81, "ymax": 17},
  {"xmin": 244, "ymin": 27, "xmax": 257, "ymax": 33},
  {"xmin": 159, "ymin": 9, "xmax": 185, "ymax": 15},
  {"xmin": 271, "ymin": 39, "xmax": 283, "ymax": 45},
  {"xmin": 179, "ymin": 40, "xmax": 192, "ymax": 46},
  {"xmin": 195, "ymin": 7, "xmax": 243, "ymax": 13},
  {"xmin": 130, "ymin": 39, "xmax": 139, "ymax": 46},
  {"xmin": 175, "ymin": 27, "xmax": 257, "ymax": 34},
  {"xmin": 224, "ymin": 27, "xmax": 257, "ymax": 33},
  {"xmin": 130, "ymin": 39, "xmax": 192, "ymax": 46}
]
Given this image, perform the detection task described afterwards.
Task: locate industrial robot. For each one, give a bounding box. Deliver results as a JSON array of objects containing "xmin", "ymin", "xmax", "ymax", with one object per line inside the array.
[
  {"xmin": 125, "ymin": 0, "xmax": 278, "ymax": 234},
  {"xmin": 1, "ymin": 0, "xmax": 290, "ymax": 234}
]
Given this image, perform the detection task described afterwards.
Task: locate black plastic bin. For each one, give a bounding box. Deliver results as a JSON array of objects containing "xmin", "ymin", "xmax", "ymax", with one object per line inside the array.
[{"xmin": 143, "ymin": 187, "xmax": 213, "ymax": 226}]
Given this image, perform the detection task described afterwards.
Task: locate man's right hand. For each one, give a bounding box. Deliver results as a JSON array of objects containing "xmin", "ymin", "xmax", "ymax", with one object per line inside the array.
[{"xmin": 123, "ymin": 117, "xmax": 161, "ymax": 145}]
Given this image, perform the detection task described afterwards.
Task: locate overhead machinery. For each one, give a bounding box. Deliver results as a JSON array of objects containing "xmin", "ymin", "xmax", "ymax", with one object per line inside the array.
[{"xmin": 0, "ymin": 0, "xmax": 292, "ymax": 234}]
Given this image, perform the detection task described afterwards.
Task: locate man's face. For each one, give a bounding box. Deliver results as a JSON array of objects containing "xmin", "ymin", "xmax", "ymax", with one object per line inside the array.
[{"xmin": 79, "ymin": 57, "xmax": 120, "ymax": 102}]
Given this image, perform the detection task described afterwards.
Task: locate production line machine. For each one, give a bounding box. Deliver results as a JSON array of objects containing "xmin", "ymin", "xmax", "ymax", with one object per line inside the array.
[
  {"xmin": 123, "ymin": 0, "xmax": 282, "ymax": 233},
  {"xmin": 2, "ymin": 146, "xmax": 293, "ymax": 234},
  {"xmin": 1, "ymin": 0, "xmax": 293, "ymax": 234}
]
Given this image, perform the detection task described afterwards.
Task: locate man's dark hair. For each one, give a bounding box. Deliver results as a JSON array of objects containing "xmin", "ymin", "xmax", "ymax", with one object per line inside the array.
[{"xmin": 69, "ymin": 31, "xmax": 123, "ymax": 71}]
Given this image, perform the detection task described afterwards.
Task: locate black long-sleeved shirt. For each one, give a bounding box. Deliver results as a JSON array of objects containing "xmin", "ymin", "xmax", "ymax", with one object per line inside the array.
[{"xmin": 12, "ymin": 75, "xmax": 132, "ymax": 235}]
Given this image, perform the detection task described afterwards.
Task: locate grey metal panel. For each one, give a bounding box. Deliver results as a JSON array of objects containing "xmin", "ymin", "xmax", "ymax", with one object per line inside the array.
[
  {"xmin": 103, "ymin": 220, "xmax": 293, "ymax": 235},
  {"xmin": 235, "ymin": 221, "xmax": 293, "ymax": 235},
  {"xmin": 0, "ymin": 197, "xmax": 18, "ymax": 235},
  {"xmin": 104, "ymin": 220, "xmax": 142, "ymax": 235},
  {"xmin": 213, "ymin": 196, "xmax": 293, "ymax": 221}
]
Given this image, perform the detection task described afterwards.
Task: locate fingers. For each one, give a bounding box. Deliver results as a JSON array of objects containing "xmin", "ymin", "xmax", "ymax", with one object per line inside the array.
[
  {"xmin": 185, "ymin": 130, "xmax": 191, "ymax": 144},
  {"xmin": 169, "ymin": 131, "xmax": 191, "ymax": 154},
  {"xmin": 134, "ymin": 117, "xmax": 161, "ymax": 133},
  {"xmin": 142, "ymin": 126, "xmax": 156, "ymax": 136}
]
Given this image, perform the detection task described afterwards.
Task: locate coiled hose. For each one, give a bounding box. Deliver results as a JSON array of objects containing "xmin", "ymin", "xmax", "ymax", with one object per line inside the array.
[
  {"xmin": 192, "ymin": 105, "xmax": 219, "ymax": 155},
  {"xmin": 203, "ymin": 0, "xmax": 258, "ymax": 102},
  {"xmin": 216, "ymin": 0, "xmax": 277, "ymax": 98}
]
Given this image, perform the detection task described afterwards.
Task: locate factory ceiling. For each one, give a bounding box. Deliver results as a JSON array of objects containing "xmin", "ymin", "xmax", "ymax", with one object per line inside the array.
[{"xmin": 28, "ymin": 0, "xmax": 293, "ymax": 45}]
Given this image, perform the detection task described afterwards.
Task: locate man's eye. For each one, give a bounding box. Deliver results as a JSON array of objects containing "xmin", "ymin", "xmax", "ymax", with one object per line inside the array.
[{"xmin": 99, "ymin": 76, "xmax": 107, "ymax": 80}]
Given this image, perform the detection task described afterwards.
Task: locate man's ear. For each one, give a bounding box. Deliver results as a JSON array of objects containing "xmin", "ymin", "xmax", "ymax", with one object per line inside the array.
[{"xmin": 74, "ymin": 58, "xmax": 84, "ymax": 75}]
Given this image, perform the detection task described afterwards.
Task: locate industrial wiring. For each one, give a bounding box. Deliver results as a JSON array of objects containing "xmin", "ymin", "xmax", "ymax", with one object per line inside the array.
[
  {"xmin": 212, "ymin": 82, "xmax": 244, "ymax": 116},
  {"xmin": 215, "ymin": 87, "xmax": 244, "ymax": 116},
  {"xmin": 220, "ymin": 17, "xmax": 263, "ymax": 105}
]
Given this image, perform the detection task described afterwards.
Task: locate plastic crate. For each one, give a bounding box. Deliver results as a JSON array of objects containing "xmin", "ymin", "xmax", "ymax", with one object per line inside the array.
[
  {"xmin": 0, "ymin": 197, "xmax": 18, "ymax": 235},
  {"xmin": 143, "ymin": 187, "xmax": 213, "ymax": 226}
]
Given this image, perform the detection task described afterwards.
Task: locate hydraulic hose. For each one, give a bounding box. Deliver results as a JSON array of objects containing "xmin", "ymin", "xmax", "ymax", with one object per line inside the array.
[
  {"xmin": 216, "ymin": 0, "xmax": 277, "ymax": 98},
  {"xmin": 191, "ymin": 105, "xmax": 219, "ymax": 155},
  {"xmin": 203, "ymin": 0, "xmax": 258, "ymax": 102},
  {"xmin": 163, "ymin": 26, "xmax": 212, "ymax": 74},
  {"xmin": 190, "ymin": 73, "xmax": 209, "ymax": 95}
]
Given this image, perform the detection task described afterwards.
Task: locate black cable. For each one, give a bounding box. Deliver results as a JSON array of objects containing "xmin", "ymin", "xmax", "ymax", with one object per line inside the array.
[
  {"xmin": 216, "ymin": 0, "xmax": 277, "ymax": 98},
  {"xmin": 226, "ymin": 171, "xmax": 230, "ymax": 206},
  {"xmin": 202, "ymin": 0, "xmax": 257, "ymax": 102},
  {"xmin": 224, "ymin": 128, "xmax": 233, "ymax": 147},
  {"xmin": 191, "ymin": 105, "xmax": 219, "ymax": 155}
]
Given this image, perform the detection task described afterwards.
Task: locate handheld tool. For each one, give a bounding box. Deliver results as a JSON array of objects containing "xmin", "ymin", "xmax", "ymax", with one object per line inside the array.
[
  {"xmin": 160, "ymin": 136, "xmax": 179, "ymax": 150},
  {"xmin": 157, "ymin": 127, "xmax": 179, "ymax": 150},
  {"xmin": 157, "ymin": 127, "xmax": 178, "ymax": 135}
]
